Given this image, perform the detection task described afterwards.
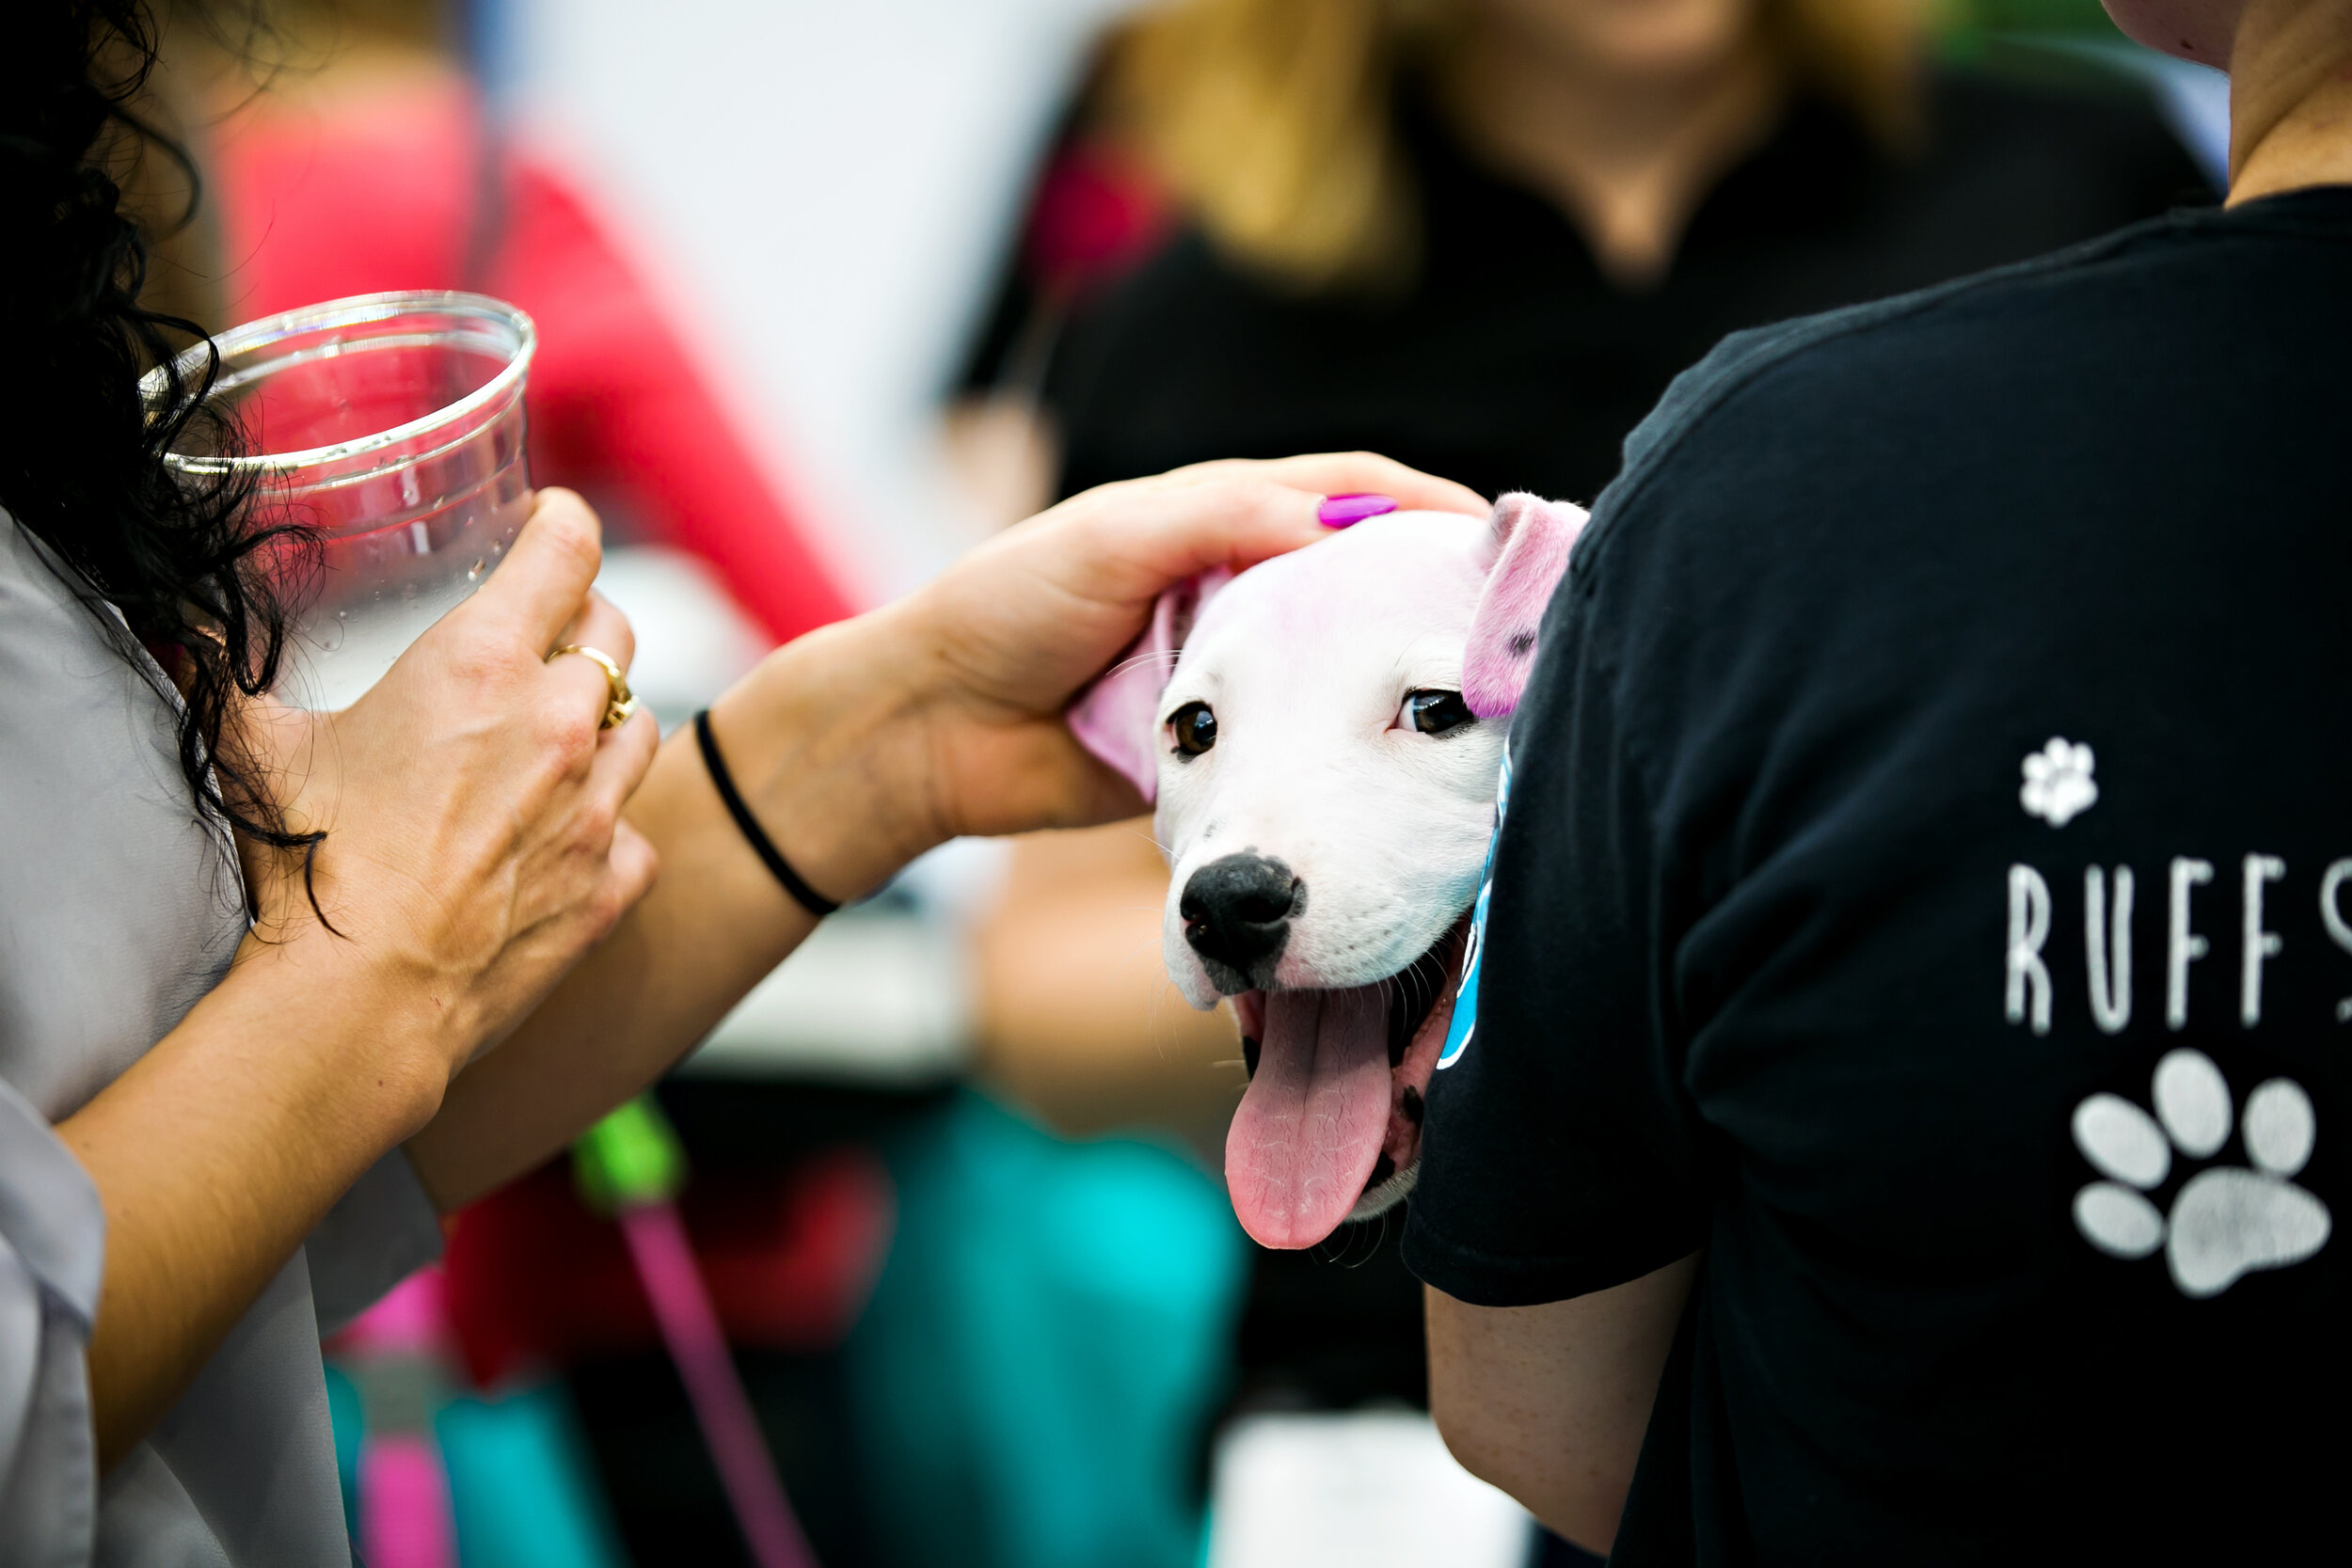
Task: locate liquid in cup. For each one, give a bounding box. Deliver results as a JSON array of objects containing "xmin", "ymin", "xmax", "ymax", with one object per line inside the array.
[{"xmin": 146, "ymin": 292, "xmax": 537, "ymax": 711}]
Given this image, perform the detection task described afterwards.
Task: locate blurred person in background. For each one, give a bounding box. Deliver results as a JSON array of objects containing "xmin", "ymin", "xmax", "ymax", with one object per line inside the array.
[{"xmin": 954, "ymin": 0, "xmax": 2209, "ymax": 1460}]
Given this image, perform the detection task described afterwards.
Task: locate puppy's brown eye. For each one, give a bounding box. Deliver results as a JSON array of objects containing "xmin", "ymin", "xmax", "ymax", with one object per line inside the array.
[
  {"xmin": 1404, "ymin": 689, "xmax": 1474, "ymax": 736},
  {"xmin": 1170, "ymin": 701, "xmax": 1217, "ymax": 756}
]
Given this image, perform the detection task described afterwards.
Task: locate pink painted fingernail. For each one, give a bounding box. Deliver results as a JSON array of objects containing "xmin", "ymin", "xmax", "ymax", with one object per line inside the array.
[{"xmin": 1317, "ymin": 493, "xmax": 1398, "ymax": 528}]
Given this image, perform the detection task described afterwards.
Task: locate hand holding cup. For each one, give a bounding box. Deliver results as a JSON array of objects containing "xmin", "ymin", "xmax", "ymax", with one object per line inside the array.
[{"xmin": 234, "ymin": 488, "xmax": 660, "ymax": 1095}]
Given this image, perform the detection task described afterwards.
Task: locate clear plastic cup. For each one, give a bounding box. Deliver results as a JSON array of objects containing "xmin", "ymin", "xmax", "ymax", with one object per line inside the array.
[{"xmin": 144, "ymin": 292, "xmax": 537, "ymax": 710}]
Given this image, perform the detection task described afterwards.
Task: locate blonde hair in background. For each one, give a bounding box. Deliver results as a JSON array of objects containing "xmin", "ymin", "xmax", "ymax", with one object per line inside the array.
[
  {"xmin": 1101, "ymin": 0, "xmax": 1433, "ymax": 293},
  {"xmin": 1099, "ymin": 0, "xmax": 1928, "ymax": 293}
]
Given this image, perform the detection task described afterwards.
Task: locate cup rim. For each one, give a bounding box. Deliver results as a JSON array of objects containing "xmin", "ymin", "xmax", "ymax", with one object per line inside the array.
[{"xmin": 142, "ymin": 290, "xmax": 537, "ymax": 478}]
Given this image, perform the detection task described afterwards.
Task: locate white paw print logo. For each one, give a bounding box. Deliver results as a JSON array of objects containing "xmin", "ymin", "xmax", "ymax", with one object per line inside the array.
[
  {"xmin": 2020, "ymin": 736, "xmax": 2098, "ymax": 827},
  {"xmin": 2073, "ymin": 1049, "xmax": 2331, "ymax": 1297}
]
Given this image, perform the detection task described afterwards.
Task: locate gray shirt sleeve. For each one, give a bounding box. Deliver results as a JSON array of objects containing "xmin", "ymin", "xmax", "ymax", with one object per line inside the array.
[
  {"xmin": 304, "ymin": 1150, "xmax": 444, "ymax": 1338},
  {"xmin": 0, "ymin": 1078, "xmax": 105, "ymax": 1566},
  {"xmin": 2, "ymin": 512, "xmax": 399, "ymax": 1562}
]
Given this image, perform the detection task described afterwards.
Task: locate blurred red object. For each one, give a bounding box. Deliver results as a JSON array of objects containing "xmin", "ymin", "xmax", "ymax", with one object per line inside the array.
[
  {"xmin": 211, "ymin": 73, "xmax": 854, "ymax": 641},
  {"xmin": 1022, "ymin": 141, "xmax": 1171, "ymax": 296},
  {"xmin": 441, "ymin": 1148, "xmax": 895, "ymax": 1390}
]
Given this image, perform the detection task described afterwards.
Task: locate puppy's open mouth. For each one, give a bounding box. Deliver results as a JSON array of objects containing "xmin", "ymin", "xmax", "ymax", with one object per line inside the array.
[{"xmin": 1224, "ymin": 915, "xmax": 1469, "ymax": 1250}]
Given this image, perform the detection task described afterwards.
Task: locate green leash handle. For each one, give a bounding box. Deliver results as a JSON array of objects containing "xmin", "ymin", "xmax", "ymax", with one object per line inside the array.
[{"xmin": 572, "ymin": 1094, "xmax": 686, "ymax": 1213}]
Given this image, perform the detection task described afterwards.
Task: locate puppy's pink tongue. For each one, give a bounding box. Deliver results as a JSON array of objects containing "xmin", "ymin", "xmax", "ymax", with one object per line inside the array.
[{"xmin": 1226, "ymin": 986, "xmax": 1391, "ymax": 1249}]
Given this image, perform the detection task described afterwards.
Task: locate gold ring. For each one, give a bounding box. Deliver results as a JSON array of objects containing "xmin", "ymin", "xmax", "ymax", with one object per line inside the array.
[{"xmin": 548, "ymin": 644, "xmax": 640, "ymax": 730}]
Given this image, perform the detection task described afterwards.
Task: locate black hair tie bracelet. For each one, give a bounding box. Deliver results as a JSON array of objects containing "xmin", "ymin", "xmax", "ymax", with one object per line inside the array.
[{"xmin": 692, "ymin": 708, "xmax": 841, "ymax": 919}]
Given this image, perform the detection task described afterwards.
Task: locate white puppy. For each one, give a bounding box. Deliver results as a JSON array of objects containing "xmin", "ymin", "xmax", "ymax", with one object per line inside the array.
[{"xmin": 1069, "ymin": 495, "xmax": 1585, "ymax": 1249}]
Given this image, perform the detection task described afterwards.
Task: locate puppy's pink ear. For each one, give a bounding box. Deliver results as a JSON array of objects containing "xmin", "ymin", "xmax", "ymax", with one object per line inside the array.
[
  {"xmin": 1464, "ymin": 493, "xmax": 1587, "ymax": 721},
  {"xmin": 1066, "ymin": 567, "xmax": 1232, "ymax": 803}
]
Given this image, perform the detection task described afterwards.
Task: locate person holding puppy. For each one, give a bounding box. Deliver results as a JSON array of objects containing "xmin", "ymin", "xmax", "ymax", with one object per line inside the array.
[
  {"xmin": 1405, "ymin": 0, "xmax": 2352, "ymax": 1556},
  {"xmin": 0, "ymin": 7, "xmax": 1483, "ymax": 1559}
]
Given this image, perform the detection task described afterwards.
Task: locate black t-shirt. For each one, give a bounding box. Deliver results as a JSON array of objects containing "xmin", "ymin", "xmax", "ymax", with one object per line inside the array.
[
  {"xmin": 1038, "ymin": 69, "xmax": 2206, "ymax": 505},
  {"xmin": 1403, "ymin": 188, "xmax": 2352, "ymax": 1561}
]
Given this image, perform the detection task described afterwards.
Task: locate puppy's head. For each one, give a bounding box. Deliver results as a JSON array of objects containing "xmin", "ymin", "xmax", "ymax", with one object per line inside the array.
[{"xmin": 1068, "ymin": 494, "xmax": 1584, "ymax": 1248}]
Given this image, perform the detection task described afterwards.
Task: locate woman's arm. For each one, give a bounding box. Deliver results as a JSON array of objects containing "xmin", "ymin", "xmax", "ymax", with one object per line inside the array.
[
  {"xmin": 408, "ymin": 455, "xmax": 1487, "ymax": 1208},
  {"xmin": 1424, "ymin": 1255, "xmax": 1699, "ymax": 1557},
  {"xmin": 60, "ymin": 934, "xmax": 454, "ymax": 1469},
  {"xmin": 58, "ymin": 492, "xmax": 659, "ymax": 1469},
  {"xmin": 971, "ymin": 821, "xmax": 1244, "ymax": 1155}
]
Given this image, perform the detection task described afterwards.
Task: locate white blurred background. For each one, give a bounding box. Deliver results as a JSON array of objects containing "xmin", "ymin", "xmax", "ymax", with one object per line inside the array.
[{"xmin": 501, "ymin": 0, "xmax": 1144, "ymax": 603}]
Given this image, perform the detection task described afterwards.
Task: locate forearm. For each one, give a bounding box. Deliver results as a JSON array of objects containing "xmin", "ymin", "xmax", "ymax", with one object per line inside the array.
[
  {"xmin": 57, "ymin": 938, "xmax": 445, "ymax": 1470},
  {"xmin": 1424, "ymin": 1254, "xmax": 1698, "ymax": 1556},
  {"xmin": 973, "ymin": 823, "xmax": 1244, "ymax": 1153},
  {"xmin": 406, "ymin": 615, "xmax": 935, "ymax": 1209}
]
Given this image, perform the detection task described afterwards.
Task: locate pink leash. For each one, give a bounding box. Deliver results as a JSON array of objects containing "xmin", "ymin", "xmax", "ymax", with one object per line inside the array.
[
  {"xmin": 359, "ymin": 1437, "xmax": 456, "ymax": 1568},
  {"xmin": 617, "ymin": 1200, "xmax": 820, "ymax": 1568},
  {"xmin": 341, "ymin": 1272, "xmax": 458, "ymax": 1568}
]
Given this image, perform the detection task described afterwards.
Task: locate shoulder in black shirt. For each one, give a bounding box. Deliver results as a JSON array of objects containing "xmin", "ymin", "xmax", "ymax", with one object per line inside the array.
[{"xmin": 1403, "ymin": 188, "xmax": 2352, "ymax": 1564}]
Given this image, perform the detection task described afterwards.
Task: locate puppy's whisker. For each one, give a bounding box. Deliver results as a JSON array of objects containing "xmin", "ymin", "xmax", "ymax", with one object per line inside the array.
[
  {"xmin": 1111, "ymin": 820, "xmax": 1179, "ymax": 858},
  {"xmin": 1100, "ymin": 649, "xmax": 1169, "ymax": 680}
]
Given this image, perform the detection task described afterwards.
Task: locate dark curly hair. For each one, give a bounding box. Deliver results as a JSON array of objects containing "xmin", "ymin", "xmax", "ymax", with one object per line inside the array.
[{"xmin": 1, "ymin": 1, "xmax": 319, "ymax": 867}]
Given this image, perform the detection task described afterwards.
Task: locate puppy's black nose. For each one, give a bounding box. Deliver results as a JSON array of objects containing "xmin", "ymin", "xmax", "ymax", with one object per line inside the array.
[{"xmin": 1181, "ymin": 854, "xmax": 1301, "ymax": 979}]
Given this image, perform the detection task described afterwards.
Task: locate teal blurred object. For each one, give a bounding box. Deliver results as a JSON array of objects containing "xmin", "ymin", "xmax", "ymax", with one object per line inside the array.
[
  {"xmin": 848, "ymin": 1091, "xmax": 1249, "ymax": 1568},
  {"xmin": 326, "ymin": 1361, "xmax": 363, "ymax": 1540},
  {"xmin": 326, "ymin": 1361, "xmax": 630, "ymax": 1568},
  {"xmin": 437, "ymin": 1385, "xmax": 631, "ymax": 1568}
]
